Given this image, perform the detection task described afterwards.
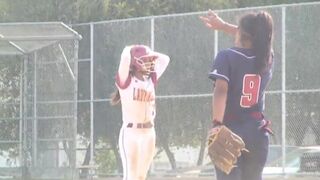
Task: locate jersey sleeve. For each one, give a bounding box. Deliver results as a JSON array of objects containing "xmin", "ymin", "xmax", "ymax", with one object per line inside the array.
[
  {"xmin": 154, "ymin": 52, "xmax": 170, "ymax": 79},
  {"xmin": 208, "ymin": 50, "xmax": 230, "ymax": 82},
  {"xmin": 116, "ymin": 46, "xmax": 132, "ymax": 89}
]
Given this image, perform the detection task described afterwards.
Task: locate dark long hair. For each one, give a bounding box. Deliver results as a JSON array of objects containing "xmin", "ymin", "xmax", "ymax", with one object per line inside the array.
[
  {"xmin": 110, "ymin": 89, "xmax": 120, "ymax": 105},
  {"xmin": 110, "ymin": 69, "xmax": 134, "ymax": 106},
  {"xmin": 239, "ymin": 11, "xmax": 274, "ymax": 74}
]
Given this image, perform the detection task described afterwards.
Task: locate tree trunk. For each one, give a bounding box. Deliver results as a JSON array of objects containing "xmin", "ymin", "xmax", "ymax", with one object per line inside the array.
[
  {"xmin": 197, "ymin": 119, "xmax": 208, "ymax": 166},
  {"xmin": 63, "ymin": 141, "xmax": 73, "ymax": 165},
  {"xmin": 156, "ymin": 121, "xmax": 176, "ymax": 170},
  {"xmin": 79, "ymin": 143, "xmax": 91, "ymax": 178},
  {"xmin": 110, "ymin": 137, "xmax": 123, "ymax": 173},
  {"xmin": 197, "ymin": 134, "xmax": 207, "ymax": 166},
  {"xmin": 162, "ymin": 142, "xmax": 176, "ymax": 170},
  {"xmin": 82, "ymin": 143, "xmax": 91, "ymax": 165}
]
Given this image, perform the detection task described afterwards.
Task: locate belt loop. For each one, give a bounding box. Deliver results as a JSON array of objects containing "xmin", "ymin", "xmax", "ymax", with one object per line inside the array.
[{"xmin": 127, "ymin": 123, "xmax": 133, "ymax": 128}]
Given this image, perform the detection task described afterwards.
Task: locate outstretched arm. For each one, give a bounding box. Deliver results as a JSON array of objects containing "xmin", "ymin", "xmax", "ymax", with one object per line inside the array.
[{"xmin": 199, "ymin": 9, "xmax": 238, "ymax": 36}]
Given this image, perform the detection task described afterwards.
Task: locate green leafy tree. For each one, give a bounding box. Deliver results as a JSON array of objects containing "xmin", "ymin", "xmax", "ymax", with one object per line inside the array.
[
  {"xmin": 1, "ymin": 0, "xmax": 79, "ymax": 23},
  {"xmin": 0, "ymin": 56, "xmax": 21, "ymax": 165},
  {"xmin": 1, "ymin": 0, "xmax": 320, "ymax": 175}
]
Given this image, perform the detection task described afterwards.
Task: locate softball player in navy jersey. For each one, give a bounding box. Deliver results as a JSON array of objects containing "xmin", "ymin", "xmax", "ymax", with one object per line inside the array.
[
  {"xmin": 110, "ymin": 45, "xmax": 170, "ymax": 180},
  {"xmin": 201, "ymin": 10, "xmax": 274, "ymax": 180}
]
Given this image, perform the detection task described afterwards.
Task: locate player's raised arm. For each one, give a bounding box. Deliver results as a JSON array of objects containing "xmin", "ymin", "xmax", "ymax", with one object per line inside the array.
[
  {"xmin": 154, "ymin": 52, "xmax": 170, "ymax": 79},
  {"xmin": 117, "ymin": 45, "xmax": 132, "ymax": 86},
  {"xmin": 199, "ymin": 9, "xmax": 238, "ymax": 36}
]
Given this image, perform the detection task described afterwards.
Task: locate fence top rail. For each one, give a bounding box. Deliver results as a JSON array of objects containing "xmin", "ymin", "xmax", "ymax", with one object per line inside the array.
[{"xmin": 72, "ymin": 1, "xmax": 320, "ymax": 26}]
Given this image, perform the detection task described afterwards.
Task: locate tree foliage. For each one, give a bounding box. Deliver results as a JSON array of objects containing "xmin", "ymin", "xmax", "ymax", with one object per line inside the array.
[
  {"xmin": 0, "ymin": 56, "xmax": 21, "ymax": 164},
  {"xmin": 0, "ymin": 0, "xmax": 319, "ymax": 175},
  {"xmin": 1, "ymin": 0, "xmax": 317, "ymax": 23}
]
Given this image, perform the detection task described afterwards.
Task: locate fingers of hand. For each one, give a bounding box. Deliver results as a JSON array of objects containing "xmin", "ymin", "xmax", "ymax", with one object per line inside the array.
[
  {"xmin": 205, "ymin": 23, "xmax": 213, "ymax": 28},
  {"xmin": 208, "ymin": 9, "xmax": 217, "ymax": 18},
  {"xmin": 208, "ymin": 126, "xmax": 221, "ymax": 136},
  {"xmin": 200, "ymin": 10, "xmax": 217, "ymax": 21},
  {"xmin": 199, "ymin": 16, "xmax": 206, "ymax": 23},
  {"xmin": 199, "ymin": 16, "xmax": 210, "ymax": 24}
]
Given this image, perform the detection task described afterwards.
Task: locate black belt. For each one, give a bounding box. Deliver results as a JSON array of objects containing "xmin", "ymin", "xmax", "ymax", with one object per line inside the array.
[{"xmin": 127, "ymin": 122, "xmax": 153, "ymax": 129}]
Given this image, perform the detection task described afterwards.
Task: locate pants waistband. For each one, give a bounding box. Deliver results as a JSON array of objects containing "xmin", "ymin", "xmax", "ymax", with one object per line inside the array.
[
  {"xmin": 126, "ymin": 121, "xmax": 153, "ymax": 129},
  {"xmin": 224, "ymin": 112, "xmax": 274, "ymax": 135},
  {"xmin": 224, "ymin": 112, "xmax": 264, "ymax": 121}
]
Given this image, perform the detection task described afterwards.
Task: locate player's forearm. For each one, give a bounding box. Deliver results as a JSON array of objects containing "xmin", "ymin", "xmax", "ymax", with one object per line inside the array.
[
  {"xmin": 118, "ymin": 46, "xmax": 132, "ymax": 82},
  {"xmin": 212, "ymin": 92, "xmax": 227, "ymax": 123},
  {"xmin": 155, "ymin": 53, "xmax": 170, "ymax": 78},
  {"xmin": 221, "ymin": 22, "xmax": 238, "ymax": 36},
  {"xmin": 212, "ymin": 80, "xmax": 228, "ymax": 124},
  {"xmin": 212, "ymin": 88, "xmax": 227, "ymax": 122}
]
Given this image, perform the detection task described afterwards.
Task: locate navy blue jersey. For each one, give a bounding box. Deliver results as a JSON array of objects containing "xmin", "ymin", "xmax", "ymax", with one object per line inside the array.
[{"xmin": 209, "ymin": 47, "xmax": 273, "ymax": 115}]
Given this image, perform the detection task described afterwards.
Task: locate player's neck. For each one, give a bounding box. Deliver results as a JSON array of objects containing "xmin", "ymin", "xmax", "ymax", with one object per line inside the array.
[
  {"xmin": 236, "ymin": 40, "xmax": 252, "ymax": 49},
  {"xmin": 134, "ymin": 71, "xmax": 149, "ymax": 81}
]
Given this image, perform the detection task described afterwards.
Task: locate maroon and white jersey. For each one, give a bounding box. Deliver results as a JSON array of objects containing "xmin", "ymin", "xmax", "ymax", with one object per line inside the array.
[
  {"xmin": 115, "ymin": 45, "xmax": 170, "ymax": 124},
  {"xmin": 116, "ymin": 74, "xmax": 156, "ymax": 124}
]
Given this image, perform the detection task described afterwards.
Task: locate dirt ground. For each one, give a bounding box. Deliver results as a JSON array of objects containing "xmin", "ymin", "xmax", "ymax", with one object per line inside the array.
[{"xmin": 101, "ymin": 175, "xmax": 319, "ymax": 180}]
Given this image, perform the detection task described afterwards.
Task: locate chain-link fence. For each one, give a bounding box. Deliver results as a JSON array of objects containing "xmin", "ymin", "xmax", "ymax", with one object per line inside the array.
[
  {"xmin": 73, "ymin": 2, "xmax": 320, "ymax": 179},
  {"xmin": 1, "ymin": 2, "xmax": 319, "ymax": 180},
  {"xmin": 0, "ymin": 22, "xmax": 81, "ymax": 179}
]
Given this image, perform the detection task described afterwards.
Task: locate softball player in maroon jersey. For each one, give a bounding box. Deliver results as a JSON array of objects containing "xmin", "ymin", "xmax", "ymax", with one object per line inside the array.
[
  {"xmin": 201, "ymin": 10, "xmax": 274, "ymax": 180},
  {"xmin": 110, "ymin": 45, "xmax": 170, "ymax": 180}
]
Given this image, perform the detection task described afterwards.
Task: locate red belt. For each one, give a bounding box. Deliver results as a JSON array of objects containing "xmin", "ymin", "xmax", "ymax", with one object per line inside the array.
[{"xmin": 127, "ymin": 122, "xmax": 153, "ymax": 129}]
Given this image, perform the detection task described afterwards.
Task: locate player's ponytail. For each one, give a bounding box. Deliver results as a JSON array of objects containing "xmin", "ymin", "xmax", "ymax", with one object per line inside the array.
[
  {"xmin": 239, "ymin": 11, "xmax": 273, "ymax": 74},
  {"xmin": 110, "ymin": 90, "xmax": 120, "ymax": 105},
  {"xmin": 252, "ymin": 11, "xmax": 273, "ymax": 74}
]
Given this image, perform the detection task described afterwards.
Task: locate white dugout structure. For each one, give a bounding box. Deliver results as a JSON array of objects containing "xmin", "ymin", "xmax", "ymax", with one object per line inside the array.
[
  {"xmin": 0, "ymin": 2, "xmax": 320, "ymax": 179},
  {"xmin": 0, "ymin": 22, "xmax": 81, "ymax": 178}
]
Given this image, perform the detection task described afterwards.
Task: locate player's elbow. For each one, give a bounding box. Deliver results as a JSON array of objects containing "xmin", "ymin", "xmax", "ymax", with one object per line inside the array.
[{"xmin": 158, "ymin": 53, "xmax": 170, "ymax": 64}]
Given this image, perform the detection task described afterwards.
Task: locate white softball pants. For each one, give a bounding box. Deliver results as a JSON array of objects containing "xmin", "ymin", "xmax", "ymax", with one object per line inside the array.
[{"xmin": 118, "ymin": 124, "xmax": 156, "ymax": 180}]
